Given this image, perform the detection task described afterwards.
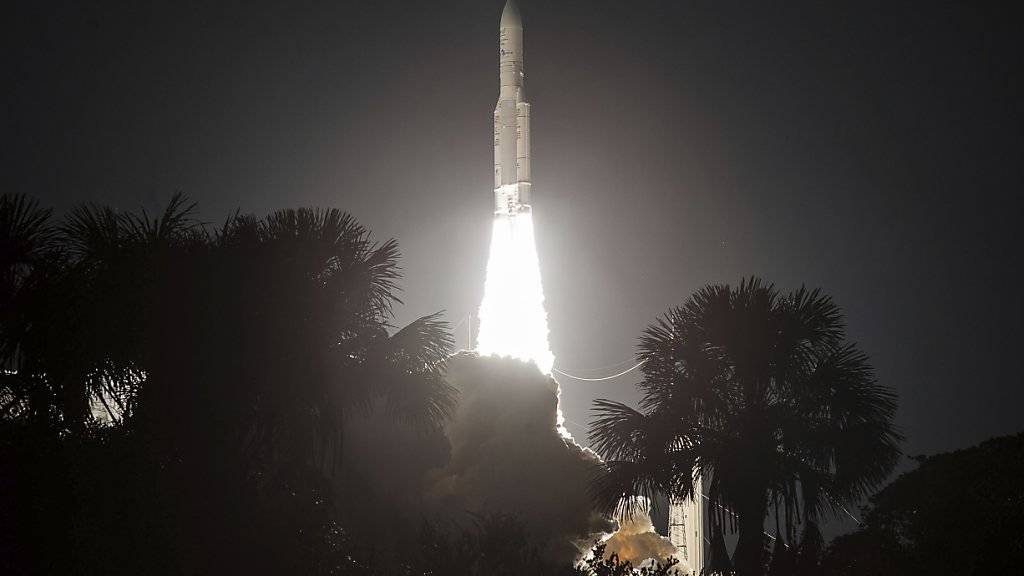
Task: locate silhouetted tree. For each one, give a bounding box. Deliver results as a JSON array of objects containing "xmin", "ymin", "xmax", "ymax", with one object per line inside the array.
[
  {"xmin": 819, "ymin": 530, "xmax": 904, "ymax": 576},
  {"xmin": 589, "ymin": 278, "xmax": 902, "ymax": 576},
  {"xmin": 576, "ymin": 542, "xmax": 679, "ymax": 576},
  {"xmin": 822, "ymin": 432, "xmax": 1024, "ymax": 575},
  {"xmin": 417, "ymin": 514, "xmax": 565, "ymax": 576},
  {"xmin": 793, "ymin": 521, "xmax": 823, "ymax": 576},
  {"xmin": 707, "ymin": 524, "xmax": 734, "ymax": 575},
  {"xmin": 0, "ymin": 194, "xmax": 455, "ymax": 574},
  {"xmin": 767, "ymin": 537, "xmax": 794, "ymax": 576},
  {"xmin": 1, "ymin": 193, "xmax": 58, "ymax": 425}
]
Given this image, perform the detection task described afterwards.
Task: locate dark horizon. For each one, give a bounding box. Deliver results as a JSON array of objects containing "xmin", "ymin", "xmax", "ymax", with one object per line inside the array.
[{"xmin": 7, "ymin": 0, "xmax": 1022, "ymax": 465}]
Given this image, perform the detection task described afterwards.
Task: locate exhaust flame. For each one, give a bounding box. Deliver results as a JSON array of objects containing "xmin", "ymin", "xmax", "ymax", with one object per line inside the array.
[{"xmin": 477, "ymin": 212, "xmax": 555, "ymax": 375}]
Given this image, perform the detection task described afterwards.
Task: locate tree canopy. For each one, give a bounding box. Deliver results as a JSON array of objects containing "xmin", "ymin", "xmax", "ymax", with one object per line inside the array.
[
  {"xmin": 823, "ymin": 432, "xmax": 1024, "ymax": 575},
  {"xmin": 1, "ymin": 193, "xmax": 455, "ymax": 574},
  {"xmin": 590, "ymin": 278, "xmax": 902, "ymax": 575}
]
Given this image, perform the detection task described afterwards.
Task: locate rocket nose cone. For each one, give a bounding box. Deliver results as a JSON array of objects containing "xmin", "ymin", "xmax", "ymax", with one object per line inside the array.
[{"xmin": 500, "ymin": 0, "xmax": 522, "ymax": 29}]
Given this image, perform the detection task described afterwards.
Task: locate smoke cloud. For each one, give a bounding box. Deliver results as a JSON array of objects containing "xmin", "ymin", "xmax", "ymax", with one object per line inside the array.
[
  {"xmin": 339, "ymin": 352, "xmax": 681, "ymax": 568},
  {"xmin": 339, "ymin": 352, "xmax": 612, "ymax": 563},
  {"xmin": 426, "ymin": 352, "xmax": 614, "ymax": 560},
  {"xmin": 604, "ymin": 505, "xmax": 682, "ymax": 571}
]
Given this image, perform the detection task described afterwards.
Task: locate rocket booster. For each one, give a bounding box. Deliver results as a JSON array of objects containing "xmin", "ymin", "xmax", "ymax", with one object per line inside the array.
[{"xmin": 493, "ymin": 0, "xmax": 531, "ymax": 216}]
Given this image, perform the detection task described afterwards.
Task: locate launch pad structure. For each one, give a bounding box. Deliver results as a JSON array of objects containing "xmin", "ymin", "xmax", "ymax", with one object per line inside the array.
[{"xmin": 668, "ymin": 480, "xmax": 708, "ymax": 574}]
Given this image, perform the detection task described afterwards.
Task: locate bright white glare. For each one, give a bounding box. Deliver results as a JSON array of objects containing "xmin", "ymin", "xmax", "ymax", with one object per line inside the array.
[{"xmin": 477, "ymin": 212, "xmax": 555, "ymax": 375}]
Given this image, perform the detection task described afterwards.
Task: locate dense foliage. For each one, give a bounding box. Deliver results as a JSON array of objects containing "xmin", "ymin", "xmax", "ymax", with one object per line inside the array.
[
  {"xmin": 1, "ymin": 193, "xmax": 685, "ymax": 575},
  {"xmin": 822, "ymin": 432, "xmax": 1024, "ymax": 575},
  {"xmin": 589, "ymin": 278, "xmax": 902, "ymax": 576},
  {"xmin": 4, "ymin": 194, "xmax": 1015, "ymax": 575},
  {"xmin": 1, "ymin": 193, "xmax": 455, "ymax": 574}
]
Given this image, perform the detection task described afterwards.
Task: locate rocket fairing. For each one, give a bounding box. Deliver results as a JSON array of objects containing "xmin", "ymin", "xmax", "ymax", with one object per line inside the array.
[{"xmin": 494, "ymin": 0, "xmax": 531, "ymax": 216}]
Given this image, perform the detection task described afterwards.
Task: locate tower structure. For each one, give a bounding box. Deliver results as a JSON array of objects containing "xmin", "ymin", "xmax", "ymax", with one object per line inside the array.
[
  {"xmin": 493, "ymin": 0, "xmax": 531, "ymax": 216},
  {"xmin": 668, "ymin": 477, "xmax": 707, "ymax": 574}
]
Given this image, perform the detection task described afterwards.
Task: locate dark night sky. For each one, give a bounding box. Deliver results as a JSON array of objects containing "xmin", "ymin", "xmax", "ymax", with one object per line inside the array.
[{"xmin": 6, "ymin": 0, "xmax": 1022, "ymax": 489}]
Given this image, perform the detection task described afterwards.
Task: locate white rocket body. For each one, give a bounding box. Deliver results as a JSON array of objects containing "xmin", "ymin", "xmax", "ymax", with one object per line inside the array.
[
  {"xmin": 494, "ymin": 1, "xmax": 531, "ymax": 216},
  {"xmin": 477, "ymin": 0, "xmax": 554, "ymax": 374}
]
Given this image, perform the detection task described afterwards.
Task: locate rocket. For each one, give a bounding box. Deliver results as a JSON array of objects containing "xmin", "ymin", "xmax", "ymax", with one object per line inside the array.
[{"xmin": 493, "ymin": 0, "xmax": 531, "ymax": 216}]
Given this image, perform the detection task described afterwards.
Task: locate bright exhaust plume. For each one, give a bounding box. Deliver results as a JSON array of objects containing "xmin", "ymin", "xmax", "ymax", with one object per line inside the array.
[{"xmin": 477, "ymin": 212, "xmax": 555, "ymax": 375}]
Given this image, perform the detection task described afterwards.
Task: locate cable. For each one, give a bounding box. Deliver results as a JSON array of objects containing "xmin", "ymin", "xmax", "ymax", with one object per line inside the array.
[
  {"xmin": 451, "ymin": 313, "xmax": 470, "ymax": 331},
  {"xmin": 552, "ymin": 360, "xmax": 646, "ymax": 382},
  {"xmin": 832, "ymin": 498, "xmax": 863, "ymax": 525},
  {"xmin": 693, "ymin": 492, "xmax": 788, "ymax": 546},
  {"xmin": 554, "ymin": 357, "xmax": 639, "ymax": 374},
  {"xmin": 561, "ymin": 416, "xmax": 588, "ymax": 432}
]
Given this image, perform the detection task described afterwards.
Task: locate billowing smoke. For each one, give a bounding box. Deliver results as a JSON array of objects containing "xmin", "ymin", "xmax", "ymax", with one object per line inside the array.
[
  {"xmin": 427, "ymin": 353, "xmax": 615, "ymax": 560},
  {"xmin": 338, "ymin": 352, "xmax": 688, "ymax": 569},
  {"xmin": 604, "ymin": 500, "xmax": 684, "ymax": 572},
  {"xmin": 338, "ymin": 353, "xmax": 613, "ymax": 564},
  {"xmin": 337, "ymin": 209, "xmax": 679, "ymax": 568}
]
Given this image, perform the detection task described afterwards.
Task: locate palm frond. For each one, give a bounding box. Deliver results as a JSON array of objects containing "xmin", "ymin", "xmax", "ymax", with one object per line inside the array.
[
  {"xmin": 260, "ymin": 208, "xmax": 403, "ymax": 322},
  {"xmin": 589, "ymin": 459, "xmax": 664, "ymax": 516},
  {"xmin": 121, "ymin": 193, "xmax": 200, "ymax": 244},
  {"xmin": 60, "ymin": 203, "xmax": 124, "ymax": 261},
  {"xmin": 0, "ymin": 193, "xmax": 56, "ymax": 269},
  {"xmin": 589, "ymin": 399, "xmax": 650, "ymax": 462},
  {"xmin": 215, "ymin": 211, "xmax": 260, "ymax": 247},
  {"xmin": 377, "ymin": 312, "xmax": 457, "ymax": 428},
  {"xmin": 783, "ymin": 285, "xmax": 845, "ymax": 349}
]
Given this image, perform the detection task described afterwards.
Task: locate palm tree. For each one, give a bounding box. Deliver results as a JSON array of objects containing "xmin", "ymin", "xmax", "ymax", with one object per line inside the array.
[
  {"xmin": 3, "ymin": 194, "xmax": 455, "ymax": 442},
  {"xmin": 137, "ymin": 204, "xmax": 456, "ymax": 572},
  {"xmin": 2, "ymin": 195, "xmax": 458, "ymax": 572},
  {"xmin": 188, "ymin": 206, "xmax": 455, "ymax": 478},
  {"xmin": 1, "ymin": 194, "xmax": 206, "ymax": 431},
  {"xmin": 589, "ymin": 278, "xmax": 901, "ymax": 576},
  {"xmin": 0, "ymin": 193, "xmax": 55, "ymax": 305},
  {"xmin": 1, "ymin": 193, "xmax": 57, "ymax": 423}
]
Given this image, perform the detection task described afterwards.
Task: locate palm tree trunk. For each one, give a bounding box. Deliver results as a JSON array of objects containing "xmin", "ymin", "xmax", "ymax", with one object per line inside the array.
[{"xmin": 733, "ymin": 495, "xmax": 768, "ymax": 576}]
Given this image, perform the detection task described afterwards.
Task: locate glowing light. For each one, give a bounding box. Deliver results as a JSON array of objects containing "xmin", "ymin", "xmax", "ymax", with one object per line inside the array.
[{"xmin": 477, "ymin": 212, "xmax": 555, "ymax": 375}]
